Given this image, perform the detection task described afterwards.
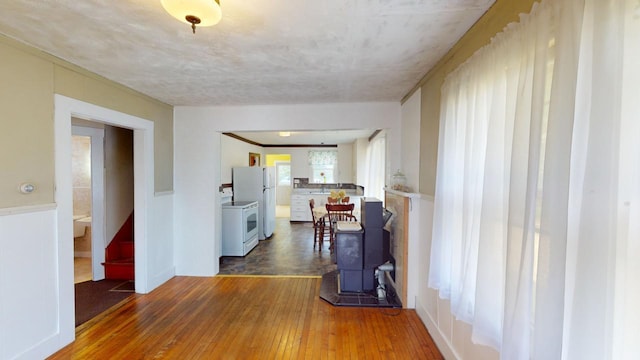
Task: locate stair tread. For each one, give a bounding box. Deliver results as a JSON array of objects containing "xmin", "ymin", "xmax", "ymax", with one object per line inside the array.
[{"xmin": 103, "ymin": 258, "xmax": 134, "ymax": 265}]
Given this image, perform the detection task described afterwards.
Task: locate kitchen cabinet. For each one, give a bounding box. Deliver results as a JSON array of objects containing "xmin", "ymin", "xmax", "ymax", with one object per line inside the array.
[
  {"xmin": 290, "ymin": 194, "xmax": 312, "ymax": 221},
  {"xmin": 291, "ymin": 194, "xmax": 329, "ymax": 222},
  {"xmin": 290, "ymin": 191, "xmax": 362, "ymax": 222}
]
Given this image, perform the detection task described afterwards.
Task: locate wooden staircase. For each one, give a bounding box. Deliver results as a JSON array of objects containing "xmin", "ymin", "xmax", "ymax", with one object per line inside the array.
[{"xmin": 103, "ymin": 213, "xmax": 134, "ymax": 280}]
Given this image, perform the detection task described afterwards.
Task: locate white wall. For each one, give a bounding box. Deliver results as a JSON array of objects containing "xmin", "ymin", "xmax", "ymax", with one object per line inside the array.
[
  {"xmin": 220, "ymin": 135, "xmax": 263, "ymax": 183},
  {"xmin": 264, "ymin": 147, "xmax": 327, "ymax": 180},
  {"xmin": 174, "ymin": 121, "xmax": 221, "ymax": 276},
  {"xmin": 336, "ymin": 143, "xmax": 353, "ymax": 183},
  {"xmin": 0, "ymin": 207, "xmax": 58, "ymax": 360},
  {"xmin": 148, "ymin": 192, "xmax": 176, "ymax": 290},
  {"xmin": 401, "ymin": 89, "xmax": 421, "ymax": 192},
  {"xmin": 173, "ymin": 102, "xmax": 400, "ymax": 276},
  {"xmin": 263, "ymin": 145, "xmax": 357, "ymax": 185},
  {"xmin": 354, "ymin": 138, "xmax": 368, "ymax": 187},
  {"xmin": 414, "ymin": 198, "xmax": 499, "ymax": 360}
]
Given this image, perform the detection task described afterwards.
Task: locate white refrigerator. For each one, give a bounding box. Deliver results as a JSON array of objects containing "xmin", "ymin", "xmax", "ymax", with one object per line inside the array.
[{"xmin": 232, "ymin": 166, "xmax": 276, "ymax": 240}]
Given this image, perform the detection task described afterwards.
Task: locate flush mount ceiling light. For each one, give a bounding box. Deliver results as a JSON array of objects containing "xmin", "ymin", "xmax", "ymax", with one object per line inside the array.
[
  {"xmin": 279, "ymin": 131, "xmax": 291, "ymax": 137},
  {"xmin": 161, "ymin": 0, "xmax": 221, "ymax": 34}
]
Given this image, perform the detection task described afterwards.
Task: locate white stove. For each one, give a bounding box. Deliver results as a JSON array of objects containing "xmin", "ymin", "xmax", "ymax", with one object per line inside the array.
[
  {"xmin": 222, "ymin": 201, "xmax": 259, "ymax": 208},
  {"xmin": 221, "ymin": 199, "xmax": 259, "ymax": 256}
]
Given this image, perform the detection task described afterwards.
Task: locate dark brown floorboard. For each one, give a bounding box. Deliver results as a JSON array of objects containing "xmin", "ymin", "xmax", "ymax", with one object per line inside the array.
[{"xmin": 74, "ymin": 279, "xmax": 134, "ymax": 326}]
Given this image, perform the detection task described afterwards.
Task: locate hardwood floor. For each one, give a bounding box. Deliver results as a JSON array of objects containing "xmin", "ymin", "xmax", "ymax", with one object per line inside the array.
[
  {"xmin": 51, "ymin": 218, "xmax": 443, "ymax": 358},
  {"xmin": 49, "ymin": 276, "xmax": 443, "ymax": 359}
]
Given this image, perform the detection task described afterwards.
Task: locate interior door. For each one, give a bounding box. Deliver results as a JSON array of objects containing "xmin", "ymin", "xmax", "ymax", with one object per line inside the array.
[{"xmin": 275, "ymin": 161, "xmax": 291, "ymax": 205}]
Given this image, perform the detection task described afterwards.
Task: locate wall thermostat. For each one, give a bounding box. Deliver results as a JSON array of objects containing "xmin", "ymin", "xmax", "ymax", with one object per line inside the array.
[{"xmin": 19, "ymin": 183, "xmax": 36, "ymax": 194}]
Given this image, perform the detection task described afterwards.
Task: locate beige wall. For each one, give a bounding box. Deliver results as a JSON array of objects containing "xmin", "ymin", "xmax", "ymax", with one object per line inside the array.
[
  {"xmin": 409, "ymin": 0, "xmax": 539, "ymax": 196},
  {"xmin": 0, "ymin": 35, "xmax": 173, "ymax": 208},
  {"xmin": 104, "ymin": 126, "xmax": 134, "ymax": 243},
  {"xmin": 0, "ymin": 39, "xmax": 55, "ymax": 208}
]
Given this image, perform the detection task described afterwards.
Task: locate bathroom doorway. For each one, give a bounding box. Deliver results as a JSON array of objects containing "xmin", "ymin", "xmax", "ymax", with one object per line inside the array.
[
  {"xmin": 71, "ymin": 134, "xmax": 93, "ymax": 283},
  {"xmin": 72, "ymin": 124, "xmax": 105, "ymax": 282}
]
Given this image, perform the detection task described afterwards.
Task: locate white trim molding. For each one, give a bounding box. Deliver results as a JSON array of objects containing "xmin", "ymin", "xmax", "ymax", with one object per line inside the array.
[{"xmin": 0, "ymin": 203, "xmax": 56, "ymax": 216}]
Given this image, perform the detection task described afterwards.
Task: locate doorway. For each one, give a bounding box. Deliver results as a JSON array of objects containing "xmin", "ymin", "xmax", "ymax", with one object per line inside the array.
[
  {"xmin": 275, "ymin": 161, "xmax": 291, "ymax": 218},
  {"xmin": 54, "ymin": 94, "xmax": 154, "ymax": 345},
  {"xmin": 71, "ymin": 122, "xmax": 137, "ymax": 326},
  {"xmin": 265, "ymin": 154, "xmax": 291, "ymax": 218},
  {"xmin": 71, "ymin": 124, "xmax": 106, "ymax": 283}
]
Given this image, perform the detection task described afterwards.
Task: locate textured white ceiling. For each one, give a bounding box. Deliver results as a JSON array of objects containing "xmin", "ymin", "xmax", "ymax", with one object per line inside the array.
[{"xmin": 0, "ymin": 0, "xmax": 494, "ymax": 106}]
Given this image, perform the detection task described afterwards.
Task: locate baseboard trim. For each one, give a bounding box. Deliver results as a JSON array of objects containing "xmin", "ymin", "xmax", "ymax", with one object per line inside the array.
[
  {"xmin": 13, "ymin": 331, "xmax": 64, "ymax": 360},
  {"xmin": 154, "ymin": 190, "xmax": 174, "ymax": 197},
  {"xmin": 416, "ymin": 300, "xmax": 460, "ymax": 360},
  {"xmin": 146, "ymin": 266, "xmax": 176, "ymax": 293}
]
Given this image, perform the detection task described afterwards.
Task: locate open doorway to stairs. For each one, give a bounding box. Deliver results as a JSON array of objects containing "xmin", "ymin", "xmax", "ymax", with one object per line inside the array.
[
  {"xmin": 71, "ymin": 121, "xmax": 136, "ymax": 326},
  {"xmin": 55, "ymin": 94, "xmax": 154, "ymax": 345}
]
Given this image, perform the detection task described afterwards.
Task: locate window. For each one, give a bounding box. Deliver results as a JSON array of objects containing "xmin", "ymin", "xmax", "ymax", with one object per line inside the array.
[
  {"xmin": 276, "ymin": 162, "xmax": 290, "ymax": 186},
  {"xmin": 429, "ymin": 0, "xmax": 640, "ymax": 357},
  {"xmin": 308, "ymin": 150, "xmax": 337, "ymax": 183}
]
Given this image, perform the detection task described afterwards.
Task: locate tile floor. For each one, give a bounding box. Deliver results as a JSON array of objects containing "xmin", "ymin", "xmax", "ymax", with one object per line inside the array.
[
  {"xmin": 219, "ymin": 218, "xmax": 336, "ymax": 276},
  {"xmin": 74, "ymin": 257, "xmax": 92, "ymax": 283},
  {"xmin": 275, "ymin": 205, "xmax": 290, "ymax": 218}
]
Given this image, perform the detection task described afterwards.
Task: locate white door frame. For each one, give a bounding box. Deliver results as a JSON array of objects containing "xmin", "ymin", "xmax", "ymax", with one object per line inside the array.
[
  {"xmin": 72, "ymin": 125, "xmax": 106, "ymax": 280},
  {"xmin": 274, "ymin": 160, "xmax": 291, "ymax": 206},
  {"xmin": 54, "ymin": 94, "xmax": 154, "ymax": 346}
]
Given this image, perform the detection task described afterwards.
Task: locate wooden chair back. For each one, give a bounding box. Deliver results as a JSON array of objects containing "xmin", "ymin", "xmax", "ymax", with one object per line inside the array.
[
  {"xmin": 310, "ymin": 199, "xmax": 327, "ymax": 249},
  {"xmin": 309, "ymin": 199, "xmax": 319, "ymax": 223},
  {"xmin": 325, "ymin": 203, "xmax": 357, "ymax": 223}
]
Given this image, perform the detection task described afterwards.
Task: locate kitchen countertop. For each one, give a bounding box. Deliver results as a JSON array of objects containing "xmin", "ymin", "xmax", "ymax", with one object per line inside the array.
[{"xmin": 292, "ymin": 188, "xmax": 362, "ymax": 195}]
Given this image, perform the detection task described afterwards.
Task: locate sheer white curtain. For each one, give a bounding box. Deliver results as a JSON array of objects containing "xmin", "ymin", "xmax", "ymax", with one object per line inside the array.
[
  {"xmin": 429, "ymin": 0, "xmax": 640, "ymax": 358},
  {"xmin": 365, "ymin": 135, "xmax": 386, "ymax": 201}
]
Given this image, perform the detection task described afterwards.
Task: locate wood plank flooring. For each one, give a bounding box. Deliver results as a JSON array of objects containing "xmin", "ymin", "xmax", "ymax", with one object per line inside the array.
[{"xmin": 49, "ymin": 276, "xmax": 443, "ymax": 359}]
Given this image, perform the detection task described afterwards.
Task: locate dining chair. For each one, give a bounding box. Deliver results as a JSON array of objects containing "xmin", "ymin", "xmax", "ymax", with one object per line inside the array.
[
  {"xmin": 309, "ymin": 199, "xmax": 328, "ymax": 250},
  {"xmin": 342, "ymin": 196, "xmax": 350, "ymax": 203},
  {"xmin": 327, "ymin": 196, "xmax": 339, "ymax": 204},
  {"xmin": 325, "ymin": 203, "xmax": 357, "ymax": 253}
]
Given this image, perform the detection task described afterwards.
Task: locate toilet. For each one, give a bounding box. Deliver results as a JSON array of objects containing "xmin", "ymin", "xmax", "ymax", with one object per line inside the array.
[{"xmin": 73, "ymin": 215, "xmax": 92, "ymax": 238}]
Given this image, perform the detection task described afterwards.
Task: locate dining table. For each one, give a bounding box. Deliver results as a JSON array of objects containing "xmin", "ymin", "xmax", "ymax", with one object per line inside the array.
[{"xmin": 312, "ymin": 206, "xmax": 328, "ymax": 220}]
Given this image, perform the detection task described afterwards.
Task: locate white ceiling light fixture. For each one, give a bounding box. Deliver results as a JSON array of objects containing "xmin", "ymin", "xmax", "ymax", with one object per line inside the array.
[
  {"xmin": 279, "ymin": 132, "xmax": 291, "ymax": 137},
  {"xmin": 161, "ymin": 0, "xmax": 221, "ymax": 34}
]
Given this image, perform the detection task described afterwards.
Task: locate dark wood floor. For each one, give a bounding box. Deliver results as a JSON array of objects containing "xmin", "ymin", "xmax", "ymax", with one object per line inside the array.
[
  {"xmin": 219, "ymin": 218, "xmax": 336, "ymax": 276},
  {"xmin": 50, "ymin": 276, "xmax": 443, "ymax": 359}
]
